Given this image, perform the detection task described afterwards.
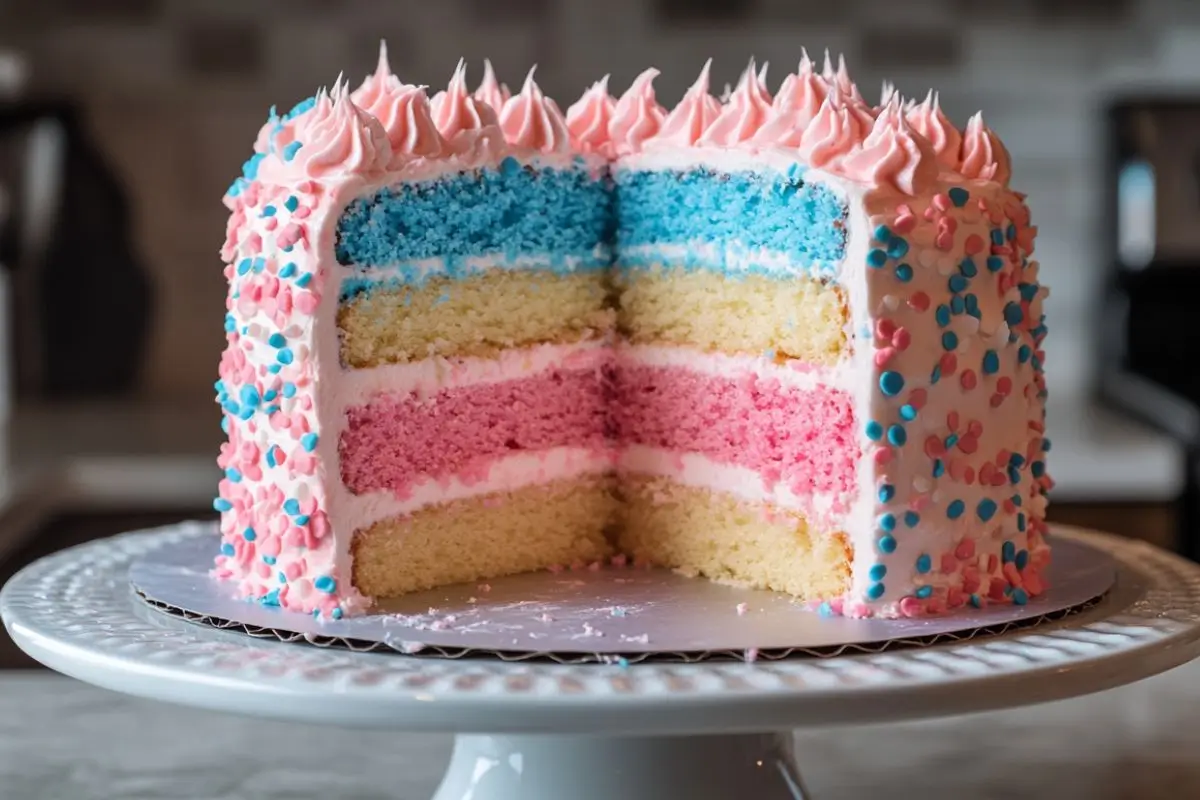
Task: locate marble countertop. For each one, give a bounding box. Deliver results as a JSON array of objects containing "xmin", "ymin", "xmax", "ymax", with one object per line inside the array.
[{"xmin": 1, "ymin": 664, "xmax": 1198, "ymax": 799}]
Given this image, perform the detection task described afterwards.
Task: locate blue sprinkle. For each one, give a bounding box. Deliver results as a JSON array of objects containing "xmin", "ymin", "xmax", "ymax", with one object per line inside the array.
[
  {"xmin": 225, "ymin": 467, "xmax": 243, "ymax": 482},
  {"xmin": 1031, "ymin": 460, "xmax": 1046, "ymax": 478},
  {"xmin": 879, "ymin": 513, "xmax": 897, "ymax": 532},
  {"xmin": 260, "ymin": 589, "xmax": 281, "ymax": 607},
  {"xmin": 278, "ymin": 262, "xmax": 297, "ymax": 278},
  {"xmin": 969, "ymin": 594, "xmax": 983, "ymax": 608},
  {"xmin": 284, "ymin": 196, "xmax": 299, "ymax": 212},
  {"xmin": 1018, "ymin": 282, "xmax": 1039, "ymax": 301},
  {"xmin": 915, "ymin": 585, "xmax": 934, "ymax": 599},
  {"xmin": 1002, "ymin": 541, "xmax": 1016, "ymax": 562},
  {"xmin": 1011, "ymin": 588, "xmax": 1028, "ymax": 606},
  {"xmin": 1042, "ymin": 438, "xmax": 1053, "ymax": 452},
  {"xmin": 282, "ymin": 141, "xmax": 303, "ymax": 161},
  {"xmin": 965, "ymin": 294, "xmax": 980, "ymax": 317},
  {"xmin": 224, "ymin": 314, "xmax": 237, "ymax": 333},
  {"xmin": 277, "ymin": 348, "xmax": 294, "ymax": 365},
  {"xmin": 221, "ymin": 542, "xmax": 235, "ymax": 556},
  {"xmin": 894, "ymin": 263, "xmax": 913, "ymax": 283},
  {"xmin": 242, "ymin": 153, "xmax": 264, "ymax": 180},
  {"xmin": 268, "ymin": 333, "xmax": 287, "ymax": 348},
  {"xmin": 878, "ymin": 484, "xmax": 895, "ymax": 503},
  {"xmin": 873, "ymin": 224, "xmax": 892, "ymax": 242},
  {"xmin": 879, "ymin": 371, "xmax": 905, "ymax": 396},
  {"xmin": 930, "ymin": 365, "xmax": 941, "ymax": 385},
  {"xmin": 296, "ymin": 273, "xmax": 313, "ymax": 288},
  {"xmin": 1015, "ymin": 549, "xmax": 1029, "ymax": 570},
  {"xmin": 243, "ymin": 528, "xmax": 257, "ymax": 541},
  {"xmin": 932, "ymin": 458, "xmax": 945, "ymax": 478},
  {"xmin": 935, "ymin": 305, "xmax": 951, "ymax": 327},
  {"xmin": 1011, "ymin": 494, "xmax": 1023, "ymax": 507},
  {"xmin": 1018, "ymin": 345, "xmax": 1032, "ymax": 364},
  {"xmin": 1017, "ymin": 513, "xmax": 1027, "ymax": 532},
  {"xmin": 878, "ymin": 535, "xmax": 897, "ymax": 554},
  {"xmin": 945, "ymin": 433, "xmax": 959, "ymax": 449},
  {"xmin": 886, "ymin": 236, "xmax": 909, "ymax": 259},
  {"xmin": 899, "ymin": 404, "xmax": 917, "ymax": 421},
  {"xmin": 1008, "ymin": 466, "xmax": 1021, "ymax": 485},
  {"xmin": 867, "ymin": 249, "xmax": 888, "ymax": 268},
  {"xmin": 866, "ymin": 582, "xmax": 885, "ymax": 601},
  {"xmin": 982, "ymin": 350, "xmax": 1000, "ymax": 374},
  {"xmin": 237, "ymin": 258, "xmax": 252, "ymax": 276},
  {"xmin": 282, "ymin": 382, "xmax": 297, "ymax": 398},
  {"xmin": 959, "ymin": 257, "xmax": 977, "ymax": 277},
  {"xmin": 315, "ymin": 575, "xmax": 337, "ymax": 594},
  {"xmin": 947, "ymin": 499, "xmax": 965, "ymax": 519},
  {"xmin": 213, "ymin": 498, "xmax": 233, "ymax": 512},
  {"xmin": 278, "ymin": 571, "xmax": 288, "ymax": 583},
  {"xmin": 948, "ymin": 187, "xmax": 970, "ymax": 207},
  {"xmin": 991, "ymin": 229, "xmax": 1005, "ymax": 246},
  {"xmin": 332, "ymin": 608, "xmax": 344, "ymax": 620},
  {"xmin": 1009, "ymin": 453, "xmax": 1026, "ymax": 468},
  {"xmin": 262, "ymin": 205, "xmax": 277, "ymax": 217},
  {"xmin": 942, "ymin": 331, "xmax": 958, "ymax": 351},
  {"xmin": 904, "ymin": 511, "xmax": 920, "ymax": 528},
  {"xmin": 887, "ymin": 424, "xmax": 907, "ymax": 446},
  {"xmin": 240, "ymin": 385, "xmax": 260, "ymax": 408},
  {"xmin": 869, "ymin": 564, "xmax": 888, "ymax": 581},
  {"xmin": 283, "ymin": 499, "xmax": 301, "ymax": 515},
  {"xmin": 948, "ymin": 274, "xmax": 968, "ymax": 293},
  {"xmin": 221, "ymin": 416, "xmax": 230, "ymax": 434},
  {"xmin": 950, "ymin": 295, "xmax": 965, "ymax": 315},
  {"xmin": 977, "ymin": 498, "xmax": 998, "ymax": 521},
  {"xmin": 294, "ymin": 515, "xmax": 310, "ymax": 526},
  {"xmin": 1004, "ymin": 302, "xmax": 1024, "ymax": 325},
  {"xmin": 499, "ymin": 156, "xmax": 521, "ymax": 175},
  {"xmin": 986, "ymin": 256, "xmax": 1004, "ymax": 272},
  {"xmin": 1007, "ymin": 223, "xmax": 1017, "ymax": 241},
  {"xmin": 818, "ymin": 602, "xmax": 834, "ymax": 617},
  {"xmin": 865, "ymin": 420, "xmax": 883, "ymax": 441},
  {"xmin": 301, "ymin": 433, "xmax": 319, "ymax": 452},
  {"xmin": 916, "ymin": 554, "xmax": 932, "ymax": 574}
]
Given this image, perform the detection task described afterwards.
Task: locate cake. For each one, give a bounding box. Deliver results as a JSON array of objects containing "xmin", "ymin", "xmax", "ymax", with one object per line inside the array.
[{"xmin": 214, "ymin": 46, "xmax": 1052, "ymax": 621}]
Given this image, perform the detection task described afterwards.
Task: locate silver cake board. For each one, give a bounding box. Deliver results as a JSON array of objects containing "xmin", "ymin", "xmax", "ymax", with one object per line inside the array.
[{"xmin": 129, "ymin": 524, "xmax": 1114, "ymax": 664}]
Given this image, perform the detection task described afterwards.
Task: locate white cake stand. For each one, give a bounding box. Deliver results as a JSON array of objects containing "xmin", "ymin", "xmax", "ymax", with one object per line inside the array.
[{"xmin": 4, "ymin": 526, "xmax": 1200, "ymax": 800}]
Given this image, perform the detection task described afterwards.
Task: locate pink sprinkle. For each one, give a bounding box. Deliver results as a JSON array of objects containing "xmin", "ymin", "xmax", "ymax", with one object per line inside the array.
[
  {"xmin": 935, "ymin": 231, "xmax": 955, "ymax": 250},
  {"xmin": 874, "ymin": 446, "xmax": 894, "ymax": 465},
  {"xmin": 924, "ymin": 436, "xmax": 945, "ymax": 458},
  {"xmin": 939, "ymin": 352, "xmax": 958, "ymax": 376},
  {"xmin": 745, "ymin": 647, "xmax": 759, "ymax": 663},
  {"xmin": 989, "ymin": 393, "xmax": 1005, "ymax": 408},
  {"xmin": 893, "ymin": 213, "xmax": 916, "ymax": 233},
  {"xmin": 264, "ymin": 217, "xmax": 279, "ymax": 232},
  {"xmin": 923, "ymin": 206, "xmax": 937, "ymax": 221},
  {"xmin": 908, "ymin": 292, "xmax": 931, "ymax": 311},
  {"xmin": 873, "ymin": 347, "xmax": 896, "ymax": 367},
  {"xmin": 295, "ymin": 291, "xmax": 320, "ymax": 315},
  {"xmin": 988, "ymin": 580, "xmax": 1007, "ymax": 601},
  {"xmin": 932, "ymin": 193, "xmax": 951, "ymax": 211},
  {"xmin": 293, "ymin": 205, "xmax": 312, "ymax": 220},
  {"xmin": 960, "ymin": 370, "xmax": 978, "ymax": 391},
  {"xmin": 957, "ymin": 435, "xmax": 979, "ymax": 455},
  {"xmin": 996, "ymin": 377, "xmax": 1013, "ymax": 395},
  {"xmin": 899, "ymin": 597, "xmax": 925, "ymax": 618},
  {"xmin": 948, "ymin": 458, "xmax": 966, "ymax": 481},
  {"xmin": 736, "ymin": 603, "xmax": 748, "ymax": 616},
  {"xmin": 947, "ymin": 587, "xmax": 965, "ymax": 608},
  {"xmin": 908, "ymin": 388, "xmax": 928, "ymax": 409},
  {"xmin": 961, "ymin": 568, "xmax": 981, "ymax": 594},
  {"xmin": 979, "ymin": 462, "xmax": 997, "ymax": 484},
  {"xmin": 876, "ymin": 319, "xmax": 897, "ymax": 340},
  {"xmin": 1003, "ymin": 562, "xmax": 1023, "ymax": 587},
  {"xmin": 941, "ymin": 553, "xmax": 958, "ymax": 574},
  {"xmin": 964, "ymin": 234, "xmax": 984, "ymax": 255},
  {"xmin": 963, "ymin": 466, "xmax": 975, "ymax": 484},
  {"xmin": 987, "ymin": 554, "xmax": 999, "ymax": 573},
  {"xmin": 891, "ymin": 327, "xmax": 911, "ymax": 350},
  {"xmin": 246, "ymin": 232, "xmax": 263, "ymax": 254},
  {"xmin": 955, "ymin": 538, "xmax": 976, "ymax": 560},
  {"xmin": 1022, "ymin": 568, "xmax": 1045, "ymax": 596},
  {"xmin": 967, "ymin": 419, "xmax": 984, "ymax": 437},
  {"xmin": 947, "ymin": 411, "xmax": 960, "ymax": 430}
]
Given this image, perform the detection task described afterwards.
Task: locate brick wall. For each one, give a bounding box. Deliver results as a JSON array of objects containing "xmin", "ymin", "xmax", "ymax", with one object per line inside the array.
[{"xmin": 3, "ymin": 0, "xmax": 1200, "ymax": 401}]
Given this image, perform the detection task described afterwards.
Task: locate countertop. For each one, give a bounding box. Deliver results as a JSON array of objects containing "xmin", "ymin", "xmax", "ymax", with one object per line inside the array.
[{"xmin": 1, "ymin": 665, "xmax": 1198, "ymax": 799}]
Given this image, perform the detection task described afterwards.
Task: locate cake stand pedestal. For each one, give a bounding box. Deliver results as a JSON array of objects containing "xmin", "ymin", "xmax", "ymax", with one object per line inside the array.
[{"xmin": 5, "ymin": 528, "xmax": 1200, "ymax": 800}]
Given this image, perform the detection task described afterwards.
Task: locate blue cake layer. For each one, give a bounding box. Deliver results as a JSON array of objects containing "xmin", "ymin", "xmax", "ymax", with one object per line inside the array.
[
  {"xmin": 335, "ymin": 158, "xmax": 613, "ymax": 267},
  {"xmin": 613, "ymin": 168, "xmax": 847, "ymax": 277}
]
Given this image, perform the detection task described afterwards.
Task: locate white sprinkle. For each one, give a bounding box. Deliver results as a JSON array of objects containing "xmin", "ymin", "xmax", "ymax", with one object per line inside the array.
[
  {"xmin": 937, "ymin": 257, "xmax": 956, "ymax": 276},
  {"xmin": 959, "ymin": 316, "xmax": 981, "ymax": 337},
  {"xmin": 736, "ymin": 603, "xmax": 748, "ymax": 616},
  {"xmin": 467, "ymin": 597, "xmax": 477, "ymax": 604},
  {"xmin": 912, "ymin": 476, "xmax": 932, "ymax": 493},
  {"xmin": 882, "ymin": 294, "xmax": 899, "ymax": 311},
  {"xmin": 918, "ymin": 249, "xmax": 939, "ymax": 269}
]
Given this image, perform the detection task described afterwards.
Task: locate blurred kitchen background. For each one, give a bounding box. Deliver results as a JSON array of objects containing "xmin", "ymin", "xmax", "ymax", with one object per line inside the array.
[{"xmin": 0, "ymin": 0, "xmax": 1197, "ymax": 665}]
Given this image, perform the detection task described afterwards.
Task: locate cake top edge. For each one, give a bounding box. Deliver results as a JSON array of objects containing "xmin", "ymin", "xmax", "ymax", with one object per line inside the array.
[{"xmin": 228, "ymin": 43, "xmax": 1012, "ymax": 205}]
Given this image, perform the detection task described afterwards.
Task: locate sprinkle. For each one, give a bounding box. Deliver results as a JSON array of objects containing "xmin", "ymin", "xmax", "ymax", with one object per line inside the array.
[
  {"xmin": 282, "ymin": 141, "xmax": 303, "ymax": 161},
  {"xmin": 282, "ymin": 382, "xmax": 297, "ymax": 398},
  {"xmin": 915, "ymin": 585, "xmax": 934, "ymax": 599},
  {"xmin": 908, "ymin": 291, "xmax": 930, "ymax": 311},
  {"xmin": 878, "ymin": 484, "xmax": 895, "ymax": 502},
  {"xmin": 865, "ymin": 420, "xmax": 883, "ymax": 441},
  {"xmin": 879, "ymin": 371, "xmax": 905, "ymax": 396},
  {"xmin": 935, "ymin": 305, "xmax": 951, "ymax": 327},
  {"xmin": 948, "ymin": 274, "xmax": 968, "ymax": 293},
  {"xmin": 1011, "ymin": 588, "xmax": 1028, "ymax": 606},
  {"xmin": 941, "ymin": 331, "xmax": 958, "ymax": 351},
  {"xmin": 213, "ymin": 498, "xmax": 232, "ymax": 512},
  {"xmin": 296, "ymin": 273, "xmax": 314, "ymax": 288},
  {"xmin": 243, "ymin": 528, "xmax": 256, "ymax": 541},
  {"xmin": 899, "ymin": 404, "xmax": 917, "ymax": 421},
  {"xmin": 982, "ymin": 350, "xmax": 1000, "ymax": 374},
  {"xmin": 904, "ymin": 510, "xmax": 920, "ymax": 527},
  {"xmin": 990, "ymin": 229, "xmax": 1005, "ymax": 246},
  {"xmin": 959, "ymin": 257, "xmax": 977, "ymax": 277},
  {"xmin": 977, "ymin": 498, "xmax": 998, "ymax": 521},
  {"xmin": 915, "ymin": 554, "xmax": 932, "ymax": 574},
  {"xmin": 964, "ymin": 234, "xmax": 984, "ymax": 254},
  {"xmin": 887, "ymin": 236, "xmax": 909, "ymax": 259},
  {"xmin": 879, "ymin": 513, "xmax": 897, "ymax": 532},
  {"xmin": 987, "ymin": 256, "xmax": 1004, "ymax": 272},
  {"xmin": 1015, "ymin": 549, "xmax": 1029, "ymax": 570},
  {"xmin": 878, "ymin": 534, "xmax": 897, "ymax": 554},
  {"xmin": 894, "ymin": 263, "xmax": 913, "ymax": 282},
  {"xmin": 873, "ymin": 224, "xmax": 891, "ymax": 242},
  {"xmin": 736, "ymin": 603, "xmax": 748, "ymax": 616},
  {"xmin": 301, "ymin": 433, "xmax": 319, "ymax": 452},
  {"xmin": 887, "ymin": 424, "xmax": 907, "ymax": 447},
  {"xmin": 969, "ymin": 594, "xmax": 983, "ymax": 608},
  {"xmin": 314, "ymin": 575, "xmax": 337, "ymax": 593},
  {"xmin": 867, "ymin": 249, "xmax": 888, "ymax": 268},
  {"xmin": 268, "ymin": 333, "xmax": 287, "ymax": 348},
  {"xmin": 278, "ymin": 262, "xmax": 297, "ymax": 278},
  {"xmin": 332, "ymin": 607, "xmax": 344, "ymax": 620},
  {"xmin": 284, "ymin": 196, "xmax": 300, "ymax": 212},
  {"xmin": 869, "ymin": 564, "xmax": 887, "ymax": 581},
  {"xmin": 236, "ymin": 258, "xmax": 252, "ymax": 276},
  {"xmin": 277, "ymin": 348, "xmax": 294, "ymax": 365},
  {"xmin": 948, "ymin": 187, "xmax": 970, "ymax": 207},
  {"xmin": 220, "ymin": 542, "xmax": 235, "ymax": 556},
  {"xmin": 947, "ymin": 499, "xmax": 965, "ymax": 519},
  {"xmin": 284, "ymin": 499, "xmax": 301, "ymax": 515},
  {"xmin": 866, "ymin": 583, "xmax": 885, "ymax": 600}
]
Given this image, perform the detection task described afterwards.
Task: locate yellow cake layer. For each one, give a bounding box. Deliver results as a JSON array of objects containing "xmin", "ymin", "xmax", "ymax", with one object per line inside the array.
[
  {"xmin": 616, "ymin": 475, "xmax": 852, "ymax": 601},
  {"xmin": 615, "ymin": 267, "xmax": 849, "ymax": 365},
  {"xmin": 338, "ymin": 270, "xmax": 614, "ymax": 368},
  {"xmin": 351, "ymin": 476, "xmax": 617, "ymax": 597}
]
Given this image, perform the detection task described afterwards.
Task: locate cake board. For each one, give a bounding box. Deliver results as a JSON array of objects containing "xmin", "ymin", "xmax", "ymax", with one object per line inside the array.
[{"xmin": 4, "ymin": 525, "xmax": 1200, "ymax": 800}]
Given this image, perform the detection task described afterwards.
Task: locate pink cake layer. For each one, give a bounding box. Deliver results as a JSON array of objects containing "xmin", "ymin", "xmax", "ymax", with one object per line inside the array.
[
  {"xmin": 340, "ymin": 366, "xmax": 609, "ymax": 496},
  {"xmin": 340, "ymin": 360, "xmax": 858, "ymax": 500},
  {"xmin": 611, "ymin": 364, "xmax": 858, "ymax": 497}
]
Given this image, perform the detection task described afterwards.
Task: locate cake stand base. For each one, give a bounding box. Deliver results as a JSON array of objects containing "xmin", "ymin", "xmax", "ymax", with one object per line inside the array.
[{"xmin": 433, "ymin": 733, "xmax": 806, "ymax": 800}]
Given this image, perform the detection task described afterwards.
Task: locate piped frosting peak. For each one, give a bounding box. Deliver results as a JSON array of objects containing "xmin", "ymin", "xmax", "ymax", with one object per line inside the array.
[
  {"xmin": 347, "ymin": 43, "xmax": 446, "ymax": 163},
  {"xmin": 656, "ymin": 60, "xmax": 722, "ymax": 146},
  {"xmin": 566, "ymin": 75, "xmax": 616, "ymax": 156},
  {"xmin": 431, "ymin": 59, "xmax": 502, "ymax": 145},
  {"xmin": 796, "ymin": 87, "xmax": 869, "ymax": 171},
  {"xmin": 475, "ymin": 59, "xmax": 512, "ymax": 116},
  {"xmin": 959, "ymin": 112, "xmax": 1012, "ymax": 185},
  {"xmin": 499, "ymin": 68, "xmax": 571, "ymax": 154},
  {"xmin": 842, "ymin": 99, "xmax": 939, "ymax": 196},
  {"xmin": 822, "ymin": 51, "xmax": 865, "ymax": 104},
  {"xmin": 609, "ymin": 68, "xmax": 666, "ymax": 156},
  {"xmin": 699, "ymin": 58, "xmax": 773, "ymax": 146},
  {"xmin": 906, "ymin": 90, "xmax": 962, "ymax": 171},
  {"xmin": 752, "ymin": 53, "xmax": 828, "ymax": 146}
]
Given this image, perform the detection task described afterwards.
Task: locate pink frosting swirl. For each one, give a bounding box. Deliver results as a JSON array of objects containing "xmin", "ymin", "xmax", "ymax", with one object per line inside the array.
[
  {"xmin": 608, "ymin": 68, "xmax": 666, "ymax": 156},
  {"xmin": 906, "ymin": 90, "xmax": 962, "ymax": 171},
  {"xmin": 431, "ymin": 59, "xmax": 501, "ymax": 143},
  {"xmin": 351, "ymin": 42, "xmax": 395, "ymax": 111},
  {"xmin": 841, "ymin": 104, "xmax": 939, "ymax": 196},
  {"xmin": 348, "ymin": 42, "xmax": 446, "ymax": 162},
  {"xmin": 566, "ymin": 75, "xmax": 616, "ymax": 156},
  {"xmin": 796, "ymin": 89, "xmax": 868, "ymax": 170},
  {"xmin": 822, "ymin": 51, "xmax": 865, "ymax": 105},
  {"xmin": 655, "ymin": 60, "xmax": 721, "ymax": 146},
  {"xmin": 752, "ymin": 54, "xmax": 827, "ymax": 146},
  {"xmin": 959, "ymin": 112, "xmax": 1012, "ymax": 185},
  {"xmin": 474, "ymin": 59, "xmax": 511, "ymax": 117},
  {"xmin": 698, "ymin": 59, "xmax": 772, "ymax": 146},
  {"xmin": 499, "ymin": 68, "xmax": 571, "ymax": 154},
  {"xmin": 260, "ymin": 87, "xmax": 392, "ymax": 183}
]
